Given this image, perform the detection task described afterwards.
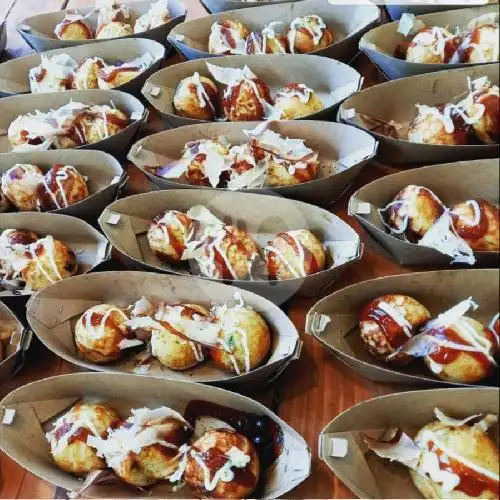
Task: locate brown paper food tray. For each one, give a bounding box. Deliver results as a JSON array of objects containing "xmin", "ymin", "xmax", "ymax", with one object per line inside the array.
[
  {"xmin": 0, "ymin": 371, "xmax": 312, "ymax": 498},
  {"xmin": 0, "ymin": 89, "xmax": 146, "ymax": 157},
  {"xmin": 168, "ymin": 0, "xmax": 380, "ymax": 63},
  {"xmin": 98, "ymin": 189, "xmax": 362, "ymax": 304},
  {"xmin": 0, "ymin": 19, "xmax": 6, "ymax": 57},
  {"xmin": 348, "ymin": 159, "xmax": 499, "ymax": 267},
  {"xmin": 0, "ymin": 38, "xmax": 165, "ymax": 98},
  {"xmin": 306, "ymin": 268, "xmax": 499, "ymax": 386},
  {"xmin": 141, "ymin": 54, "xmax": 363, "ymax": 128},
  {"xmin": 338, "ymin": 64, "xmax": 500, "ymax": 165},
  {"xmin": 360, "ymin": 5, "xmax": 500, "ymax": 80},
  {"xmin": 0, "ymin": 212, "xmax": 110, "ymax": 298},
  {"xmin": 16, "ymin": 0, "xmax": 187, "ymax": 53},
  {"xmin": 0, "ymin": 150, "xmax": 124, "ymax": 220},
  {"xmin": 386, "ymin": 3, "xmax": 491, "ymax": 21},
  {"xmin": 0, "ymin": 300, "xmax": 25, "ymax": 383},
  {"xmin": 319, "ymin": 386, "xmax": 499, "ymax": 499},
  {"xmin": 127, "ymin": 120, "xmax": 378, "ymax": 207},
  {"xmin": 200, "ymin": 0, "xmax": 301, "ymax": 14},
  {"xmin": 26, "ymin": 270, "xmax": 300, "ymax": 387}
]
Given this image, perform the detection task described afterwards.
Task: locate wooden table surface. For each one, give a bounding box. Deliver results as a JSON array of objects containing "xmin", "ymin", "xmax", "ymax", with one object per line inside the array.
[{"xmin": 0, "ymin": 1, "xmax": 426, "ymax": 498}]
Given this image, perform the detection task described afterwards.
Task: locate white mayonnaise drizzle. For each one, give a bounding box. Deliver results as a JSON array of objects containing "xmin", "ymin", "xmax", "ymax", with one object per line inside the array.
[
  {"xmin": 415, "ymin": 103, "xmax": 484, "ymax": 134},
  {"xmin": 377, "ymin": 300, "xmax": 413, "ymax": 338},
  {"xmin": 450, "ymin": 199, "xmax": 481, "ymax": 227},
  {"xmin": 265, "ymin": 230, "xmax": 308, "ymax": 278},
  {"xmin": 81, "ymin": 304, "xmax": 129, "ymax": 341},
  {"xmin": 409, "ymin": 27, "xmax": 456, "ymax": 58},
  {"xmin": 208, "ymin": 22, "xmax": 247, "ymax": 55}
]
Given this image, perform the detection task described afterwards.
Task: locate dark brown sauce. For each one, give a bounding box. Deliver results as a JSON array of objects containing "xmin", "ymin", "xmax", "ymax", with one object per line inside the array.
[
  {"xmin": 220, "ymin": 23, "xmax": 237, "ymax": 50},
  {"xmin": 34, "ymin": 67, "xmax": 47, "ymax": 83},
  {"xmin": 428, "ymin": 441, "xmax": 499, "ymax": 497},
  {"xmin": 452, "ymin": 199, "xmax": 490, "ymax": 241},
  {"xmin": 184, "ymin": 400, "xmax": 284, "ymax": 470},
  {"xmin": 359, "ymin": 299, "xmax": 409, "ymax": 349},
  {"xmin": 5, "ymin": 230, "xmax": 38, "ymax": 246},
  {"xmin": 427, "ymin": 327, "xmax": 494, "ymax": 373}
]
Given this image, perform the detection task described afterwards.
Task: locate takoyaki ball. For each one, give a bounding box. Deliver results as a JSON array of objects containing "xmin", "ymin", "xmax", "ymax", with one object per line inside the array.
[
  {"xmin": 36, "ymin": 165, "xmax": 89, "ymax": 211},
  {"xmin": 359, "ymin": 294, "xmax": 431, "ymax": 365},
  {"xmin": 385, "ymin": 185, "xmax": 444, "ymax": 242},
  {"xmin": 73, "ymin": 57, "xmax": 106, "ymax": 90},
  {"xmin": 134, "ymin": 0, "xmax": 170, "ymax": 33},
  {"xmin": 1, "ymin": 163, "xmax": 44, "ymax": 211},
  {"xmin": 54, "ymin": 17, "xmax": 93, "ymax": 40},
  {"xmin": 405, "ymin": 27, "xmax": 458, "ymax": 63},
  {"xmin": 451, "ymin": 199, "xmax": 499, "ymax": 251},
  {"xmin": 211, "ymin": 305, "xmax": 271, "ymax": 374},
  {"xmin": 462, "ymin": 84, "xmax": 499, "ymax": 145},
  {"xmin": 75, "ymin": 304, "xmax": 131, "ymax": 363},
  {"xmin": 266, "ymin": 229, "xmax": 326, "ymax": 280},
  {"xmin": 195, "ymin": 226, "xmax": 260, "ymax": 280},
  {"xmin": 97, "ymin": 66, "xmax": 141, "ymax": 89},
  {"xmin": 223, "ymin": 78, "xmax": 273, "ymax": 122},
  {"xmin": 95, "ymin": 22, "xmax": 133, "ymax": 39},
  {"xmin": 208, "ymin": 20, "xmax": 249, "ymax": 55},
  {"xmin": 81, "ymin": 106, "xmax": 129, "ymax": 144},
  {"xmin": 185, "ymin": 429, "xmax": 260, "ymax": 498},
  {"xmin": 151, "ymin": 304, "xmax": 209, "ymax": 370},
  {"xmin": 183, "ymin": 139, "xmax": 231, "ymax": 187},
  {"xmin": 0, "ymin": 229, "xmax": 38, "ymax": 280},
  {"xmin": 46, "ymin": 403, "xmax": 120, "ymax": 475},
  {"xmin": 288, "ymin": 15, "xmax": 334, "ymax": 53},
  {"xmin": 273, "ymin": 83, "xmax": 324, "ymax": 120},
  {"xmin": 22, "ymin": 237, "xmax": 77, "ymax": 290},
  {"xmin": 410, "ymin": 420, "xmax": 500, "ymax": 500},
  {"xmin": 245, "ymin": 30, "xmax": 288, "ymax": 54},
  {"xmin": 408, "ymin": 104, "xmax": 469, "ymax": 145},
  {"xmin": 464, "ymin": 24, "xmax": 500, "ymax": 63},
  {"xmin": 424, "ymin": 316, "xmax": 498, "ymax": 384},
  {"xmin": 147, "ymin": 210, "xmax": 194, "ymax": 263},
  {"xmin": 173, "ymin": 73, "xmax": 219, "ymax": 121},
  {"xmin": 266, "ymin": 157, "xmax": 319, "ymax": 186}
]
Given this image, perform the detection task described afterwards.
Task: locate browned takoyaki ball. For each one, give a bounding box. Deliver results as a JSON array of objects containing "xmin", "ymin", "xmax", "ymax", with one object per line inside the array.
[
  {"xmin": 36, "ymin": 165, "xmax": 89, "ymax": 211},
  {"xmin": 405, "ymin": 27, "xmax": 459, "ymax": 64},
  {"xmin": 1, "ymin": 164, "xmax": 44, "ymax": 211},
  {"xmin": 80, "ymin": 106, "xmax": 130, "ymax": 145},
  {"xmin": 185, "ymin": 429, "xmax": 260, "ymax": 498},
  {"xmin": 95, "ymin": 22, "xmax": 133, "ymax": 40},
  {"xmin": 208, "ymin": 20, "xmax": 249, "ymax": 55},
  {"xmin": 210, "ymin": 305, "xmax": 271, "ymax": 374},
  {"xmin": 384, "ymin": 185, "xmax": 444, "ymax": 242},
  {"xmin": 266, "ymin": 229, "xmax": 326, "ymax": 280},
  {"xmin": 273, "ymin": 83, "xmax": 324, "ymax": 120},
  {"xmin": 451, "ymin": 199, "xmax": 499, "ymax": 251},
  {"xmin": 288, "ymin": 15, "xmax": 334, "ymax": 53},
  {"xmin": 424, "ymin": 316, "xmax": 498, "ymax": 384},
  {"xmin": 245, "ymin": 30, "xmax": 288, "ymax": 54},
  {"xmin": 73, "ymin": 57, "xmax": 106, "ymax": 90},
  {"xmin": 222, "ymin": 78, "xmax": 273, "ymax": 122},
  {"xmin": 462, "ymin": 84, "xmax": 499, "ymax": 145},
  {"xmin": 54, "ymin": 18, "xmax": 93, "ymax": 41},
  {"xmin": 359, "ymin": 294, "xmax": 431, "ymax": 365},
  {"xmin": 174, "ymin": 73, "xmax": 220, "ymax": 121},
  {"xmin": 147, "ymin": 210, "xmax": 195, "ymax": 263},
  {"xmin": 464, "ymin": 24, "xmax": 500, "ymax": 63}
]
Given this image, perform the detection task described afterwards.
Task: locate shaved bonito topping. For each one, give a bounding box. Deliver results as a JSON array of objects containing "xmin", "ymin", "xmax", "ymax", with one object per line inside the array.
[
  {"xmin": 190, "ymin": 445, "xmax": 251, "ymax": 491},
  {"xmin": 134, "ymin": 0, "xmax": 169, "ymax": 33},
  {"xmin": 288, "ymin": 15, "xmax": 327, "ymax": 53},
  {"xmin": 411, "ymin": 27, "xmax": 457, "ymax": 57},
  {"xmin": 423, "ymin": 297, "xmax": 478, "ymax": 332},
  {"xmin": 209, "ymin": 22, "xmax": 247, "ymax": 55},
  {"xmin": 29, "ymin": 54, "xmax": 78, "ymax": 93},
  {"xmin": 397, "ymin": 13, "xmax": 426, "ymax": 36},
  {"xmin": 434, "ymin": 408, "xmax": 482, "ymax": 427},
  {"xmin": 186, "ymin": 205, "xmax": 224, "ymax": 228},
  {"xmin": 418, "ymin": 210, "xmax": 476, "ymax": 265},
  {"xmin": 82, "ymin": 304, "xmax": 129, "ymax": 340},
  {"xmin": 97, "ymin": 4, "xmax": 130, "ymax": 27},
  {"xmin": 227, "ymin": 163, "xmax": 267, "ymax": 190},
  {"xmin": 88, "ymin": 406, "xmax": 186, "ymax": 470},
  {"xmin": 415, "ymin": 103, "xmax": 484, "ymax": 134},
  {"xmin": 489, "ymin": 312, "xmax": 499, "ymax": 342},
  {"xmin": 363, "ymin": 431, "xmax": 421, "ymax": 469},
  {"xmin": 130, "ymin": 296, "xmax": 155, "ymax": 317},
  {"xmin": 256, "ymin": 22, "xmax": 287, "ymax": 54}
]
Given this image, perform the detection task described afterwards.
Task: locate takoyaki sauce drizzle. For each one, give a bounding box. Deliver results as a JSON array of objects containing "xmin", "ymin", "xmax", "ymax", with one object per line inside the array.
[
  {"xmin": 359, "ymin": 300, "xmax": 410, "ymax": 349},
  {"xmin": 435, "ymin": 104, "xmax": 471, "ymax": 144},
  {"xmin": 224, "ymin": 78, "xmax": 272, "ymax": 119},
  {"xmin": 98, "ymin": 66, "xmax": 140, "ymax": 83},
  {"xmin": 426, "ymin": 326, "xmax": 495, "ymax": 373},
  {"xmin": 184, "ymin": 400, "xmax": 284, "ymax": 470},
  {"xmin": 452, "ymin": 200, "xmax": 490, "ymax": 241},
  {"xmin": 427, "ymin": 440, "xmax": 499, "ymax": 496},
  {"xmin": 220, "ymin": 23, "xmax": 238, "ymax": 50}
]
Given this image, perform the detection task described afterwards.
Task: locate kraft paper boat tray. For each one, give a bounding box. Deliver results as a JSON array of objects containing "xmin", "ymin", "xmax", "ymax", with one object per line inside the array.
[
  {"xmin": 306, "ymin": 268, "xmax": 499, "ymax": 386},
  {"xmin": 0, "ymin": 150, "xmax": 124, "ymax": 220},
  {"xmin": 0, "ymin": 300, "xmax": 26, "ymax": 383},
  {"xmin": 16, "ymin": 0, "xmax": 187, "ymax": 52},
  {"xmin": 319, "ymin": 386, "xmax": 499, "ymax": 498},
  {"xmin": 348, "ymin": 159, "xmax": 500, "ymax": 267},
  {"xmin": 385, "ymin": 2, "xmax": 491, "ymax": 21},
  {"xmin": 0, "ymin": 89, "xmax": 146, "ymax": 157},
  {"xmin": 0, "ymin": 372, "xmax": 312, "ymax": 498},
  {"xmin": 0, "ymin": 38, "xmax": 165, "ymax": 98},
  {"xmin": 200, "ymin": 0, "xmax": 301, "ymax": 14},
  {"xmin": 360, "ymin": 5, "xmax": 499, "ymax": 80},
  {"xmin": 26, "ymin": 270, "xmax": 301, "ymax": 387},
  {"xmin": 98, "ymin": 189, "xmax": 362, "ymax": 305},
  {"xmin": 338, "ymin": 63, "xmax": 500, "ymax": 165},
  {"xmin": 127, "ymin": 120, "xmax": 378, "ymax": 207},
  {"xmin": 0, "ymin": 212, "xmax": 110, "ymax": 298},
  {"xmin": 142, "ymin": 54, "xmax": 363, "ymax": 128},
  {"xmin": 168, "ymin": 0, "xmax": 380, "ymax": 62}
]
